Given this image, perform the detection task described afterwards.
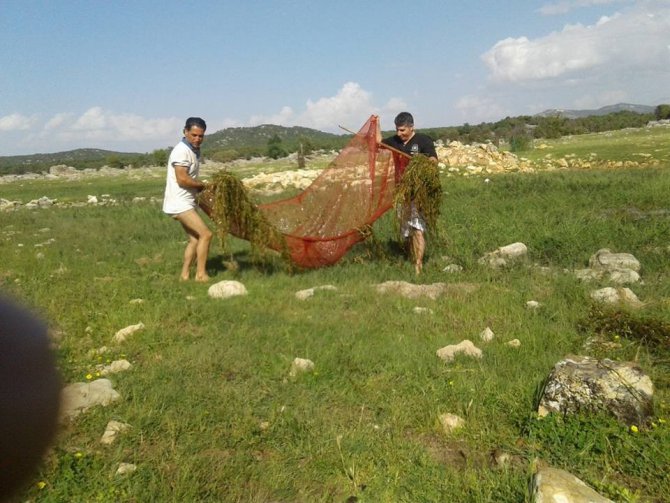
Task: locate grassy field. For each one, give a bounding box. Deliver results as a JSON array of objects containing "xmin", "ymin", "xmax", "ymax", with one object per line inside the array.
[{"xmin": 2, "ymin": 127, "xmax": 670, "ymax": 502}]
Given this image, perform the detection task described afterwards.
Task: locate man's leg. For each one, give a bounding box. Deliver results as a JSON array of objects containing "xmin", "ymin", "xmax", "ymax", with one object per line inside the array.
[
  {"xmin": 175, "ymin": 209, "xmax": 213, "ymax": 282},
  {"xmin": 411, "ymin": 230, "xmax": 425, "ymax": 275}
]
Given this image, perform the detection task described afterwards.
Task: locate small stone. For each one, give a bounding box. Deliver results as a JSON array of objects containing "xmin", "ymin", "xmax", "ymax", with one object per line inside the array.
[
  {"xmin": 479, "ymin": 327, "xmax": 494, "ymax": 342},
  {"xmin": 113, "ymin": 322, "xmax": 144, "ymax": 343},
  {"xmin": 289, "ymin": 357, "xmax": 315, "ymax": 377},
  {"xmin": 99, "ymin": 359, "xmax": 132, "ymax": 376},
  {"xmin": 413, "ymin": 306, "xmax": 433, "ymax": 315},
  {"xmin": 208, "ymin": 280, "xmax": 248, "ymax": 299},
  {"xmin": 115, "ymin": 463, "xmax": 137, "ymax": 476},
  {"xmin": 436, "ymin": 340, "xmax": 483, "ymax": 363},
  {"xmin": 506, "ymin": 339, "xmax": 521, "ymax": 348},
  {"xmin": 100, "ymin": 420, "xmax": 131, "ymax": 445},
  {"xmin": 439, "ymin": 413, "xmax": 465, "ymax": 434},
  {"xmin": 526, "ymin": 300, "xmax": 540, "ymax": 309}
]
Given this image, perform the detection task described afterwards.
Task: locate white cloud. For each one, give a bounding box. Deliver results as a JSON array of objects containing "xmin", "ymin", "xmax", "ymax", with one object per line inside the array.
[
  {"xmin": 41, "ymin": 107, "xmax": 182, "ymax": 145},
  {"xmin": 538, "ymin": 0, "xmax": 627, "ymax": 16},
  {"xmin": 0, "ymin": 113, "xmax": 37, "ymax": 131},
  {"xmin": 248, "ymin": 106, "xmax": 295, "ymax": 126},
  {"xmin": 483, "ymin": 3, "xmax": 670, "ymax": 83},
  {"xmin": 455, "ymin": 95, "xmax": 508, "ymax": 123},
  {"xmin": 242, "ymin": 82, "xmax": 406, "ymax": 133}
]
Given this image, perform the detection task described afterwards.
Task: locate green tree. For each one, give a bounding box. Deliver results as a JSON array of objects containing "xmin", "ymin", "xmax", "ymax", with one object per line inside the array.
[
  {"xmin": 509, "ymin": 126, "xmax": 532, "ymax": 152},
  {"xmin": 655, "ymin": 104, "xmax": 670, "ymax": 120},
  {"xmin": 105, "ymin": 154, "xmax": 124, "ymax": 169},
  {"xmin": 267, "ymin": 134, "xmax": 287, "ymax": 159},
  {"xmin": 152, "ymin": 149, "xmax": 169, "ymax": 167}
]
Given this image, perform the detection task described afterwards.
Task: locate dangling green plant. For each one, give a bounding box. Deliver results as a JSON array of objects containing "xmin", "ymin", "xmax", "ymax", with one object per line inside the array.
[
  {"xmin": 198, "ymin": 171, "xmax": 289, "ymax": 264},
  {"xmin": 393, "ymin": 154, "xmax": 443, "ymax": 240}
]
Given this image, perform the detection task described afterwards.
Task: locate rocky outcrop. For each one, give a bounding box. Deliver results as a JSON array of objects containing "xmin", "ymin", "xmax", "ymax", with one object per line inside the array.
[{"xmin": 538, "ymin": 356, "xmax": 654, "ymax": 424}]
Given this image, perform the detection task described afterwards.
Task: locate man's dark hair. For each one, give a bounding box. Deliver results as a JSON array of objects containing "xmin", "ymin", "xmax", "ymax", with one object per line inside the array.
[
  {"xmin": 394, "ymin": 112, "xmax": 414, "ymax": 128},
  {"xmin": 185, "ymin": 117, "xmax": 207, "ymax": 131}
]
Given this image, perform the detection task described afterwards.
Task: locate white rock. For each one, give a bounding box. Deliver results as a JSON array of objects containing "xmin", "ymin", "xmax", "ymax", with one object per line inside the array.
[
  {"xmin": 87, "ymin": 195, "xmax": 98, "ymax": 204},
  {"xmin": 506, "ymin": 339, "xmax": 521, "ymax": 348},
  {"xmin": 289, "ymin": 357, "xmax": 315, "ymax": 377},
  {"xmin": 295, "ymin": 284, "xmax": 337, "ymax": 300},
  {"xmin": 526, "ymin": 300, "xmax": 540, "ymax": 309},
  {"xmin": 498, "ymin": 242, "xmax": 528, "ymax": 259},
  {"xmin": 113, "ymin": 322, "xmax": 145, "ymax": 343},
  {"xmin": 590, "ymin": 287, "xmax": 643, "ymax": 307},
  {"xmin": 129, "ymin": 298, "xmax": 144, "ymax": 304},
  {"xmin": 436, "ymin": 340, "xmax": 483, "ymax": 363},
  {"xmin": 115, "ymin": 463, "xmax": 137, "ymax": 476},
  {"xmin": 413, "ymin": 307, "xmax": 433, "ymax": 315},
  {"xmin": 439, "ymin": 413, "xmax": 465, "ymax": 434},
  {"xmin": 608, "ymin": 269, "xmax": 641, "ymax": 284},
  {"xmin": 442, "ymin": 264, "xmax": 463, "ymax": 273},
  {"xmin": 100, "ymin": 420, "xmax": 131, "ymax": 445},
  {"xmin": 60, "ymin": 379, "xmax": 121, "ymax": 421},
  {"xmin": 479, "ymin": 327, "xmax": 494, "ymax": 342},
  {"xmin": 208, "ymin": 280, "xmax": 248, "ymax": 299},
  {"xmin": 589, "ymin": 248, "xmax": 640, "ymax": 272},
  {"xmin": 99, "ymin": 359, "xmax": 132, "ymax": 376}
]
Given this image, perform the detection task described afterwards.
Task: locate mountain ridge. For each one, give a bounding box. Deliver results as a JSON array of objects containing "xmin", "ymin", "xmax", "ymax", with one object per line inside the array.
[{"xmin": 534, "ymin": 102, "xmax": 654, "ymax": 119}]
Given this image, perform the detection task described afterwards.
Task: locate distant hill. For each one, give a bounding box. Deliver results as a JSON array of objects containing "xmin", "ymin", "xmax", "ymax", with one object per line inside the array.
[
  {"xmin": 535, "ymin": 103, "xmax": 654, "ymax": 119},
  {"xmin": 0, "ymin": 148, "xmax": 148, "ymax": 175},
  {"xmin": 204, "ymin": 124, "xmax": 344, "ymax": 150}
]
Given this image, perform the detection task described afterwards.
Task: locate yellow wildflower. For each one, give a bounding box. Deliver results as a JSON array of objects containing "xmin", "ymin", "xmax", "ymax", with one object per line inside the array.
[
  {"xmin": 36, "ymin": 481, "xmax": 46, "ymax": 490},
  {"xmin": 630, "ymin": 425, "xmax": 639, "ymax": 433},
  {"xmin": 85, "ymin": 373, "xmax": 93, "ymax": 380}
]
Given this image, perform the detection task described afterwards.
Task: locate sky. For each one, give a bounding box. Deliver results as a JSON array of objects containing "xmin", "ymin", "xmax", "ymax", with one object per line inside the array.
[{"xmin": 1, "ymin": 0, "xmax": 669, "ymax": 156}]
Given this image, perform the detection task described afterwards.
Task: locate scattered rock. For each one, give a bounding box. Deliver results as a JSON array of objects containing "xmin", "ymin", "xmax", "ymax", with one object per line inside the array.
[
  {"xmin": 100, "ymin": 420, "xmax": 131, "ymax": 445},
  {"xmin": 589, "ymin": 248, "xmax": 640, "ymax": 272},
  {"xmin": 413, "ymin": 306, "xmax": 433, "ymax": 315},
  {"xmin": 436, "ymin": 340, "xmax": 483, "ymax": 363},
  {"xmin": 295, "ymin": 284, "xmax": 337, "ymax": 300},
  {"xmin": 115, "ymin": 463, "xmax": 137, "ymax": 476},
  {"xmin": 113, "ymin": 322, "xmax": 145, "ymax": 343},
  {"xmin": 442, "ymin": 264, "xmax": 463, "ymax": 273},
  {"xmin": 538, "ymin": 355, "xmax": 654, "ymax": 424},
  {"xmin": 479, "ymin": 327, "xmax": 494, "ymax": 342},
  {"xmin": 375, "ymin": 281, "xmax": 447, "ymax": 300},
  {"xmin": 530, "ymin": 466, "xmax": 614, "ymax": 502},
  {"xmin": 439, "ymin": 413, "xmax": 465, "ymax": 434},
  {"xmin": 97, "ymin": 359, "xmax": 132, "ymax": 376},
  {"xmin": 526, "ymin": 300, "xmax": 540, "ymax": 310},
  {"xmin": 590, "ymin": 287, "xmax": 642, "ymax": 308},
  {"xmin": 208, "ymin": 280, "xmax": 248, "ymax": 299},
  {"xmin": 60, "ymin": 379, "xmax": 121, "ymax": 421},
  {"xmin": 289, "ymin": 358, "xmax": 315, "ymax": 377},
  {"xmin": 505, "ymin": 339, "xmax": 521, "ymax": 348},
  {"xmin": 129, "ymin": 298, "xmax": 144, "ymax": 304},
  {"xmin": 479, "ymin": 242, "xmax": 528, "ymax": 268}
]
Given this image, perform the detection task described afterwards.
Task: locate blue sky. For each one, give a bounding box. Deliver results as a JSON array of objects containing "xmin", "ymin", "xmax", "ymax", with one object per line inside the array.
[{"xmin": 1, "ymin": 0, "xmax": 668, "ymax": 155}]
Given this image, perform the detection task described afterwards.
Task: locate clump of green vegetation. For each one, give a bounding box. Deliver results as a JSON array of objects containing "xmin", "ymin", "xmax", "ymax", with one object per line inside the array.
[
  {"xmin": 394, "ymin": 154, "xmax": 443, "ymax": 240},
  {"xmin": 578, "ymin": 306, "xmax": 670, "ymax": 353},
  {"xmin": 198, "ymin": 170, "xmax": 289, "ymax": 263}
]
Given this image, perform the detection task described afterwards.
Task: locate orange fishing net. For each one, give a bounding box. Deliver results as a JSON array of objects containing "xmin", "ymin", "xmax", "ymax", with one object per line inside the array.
[{"xmin": 256, "ymin": 115, "xmax": 396, "ymax": 268}]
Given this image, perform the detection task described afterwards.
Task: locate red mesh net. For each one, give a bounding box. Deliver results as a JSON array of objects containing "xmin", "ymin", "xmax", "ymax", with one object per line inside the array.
[{"xmin": 255, "ymin": 115, "xmax": 396, "ymax": 268}]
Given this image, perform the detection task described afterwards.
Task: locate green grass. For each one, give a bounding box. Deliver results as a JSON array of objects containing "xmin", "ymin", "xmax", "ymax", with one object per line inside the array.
[
  {"xmin": 2, "ymin": 136, "xmax": 670, "ymax": 501},
  {"xmin": 522, "ymin": 126, "xmax": 670, "ymax": 165}
]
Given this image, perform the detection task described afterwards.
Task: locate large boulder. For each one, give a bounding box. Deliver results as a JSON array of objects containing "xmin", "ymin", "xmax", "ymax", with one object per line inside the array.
[
  {"xmin": 538, "ymin": 356, "xmax": 653, "ymax": 424},
  {"xmin": 530, "ymin": 466, "xmax": 614, "ymax": 502}
]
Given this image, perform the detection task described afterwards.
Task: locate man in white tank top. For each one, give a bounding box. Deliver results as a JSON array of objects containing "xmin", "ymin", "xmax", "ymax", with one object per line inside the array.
[{"xmin": 162, "ymin": 117, "xmax": 213, "ymax": 282}]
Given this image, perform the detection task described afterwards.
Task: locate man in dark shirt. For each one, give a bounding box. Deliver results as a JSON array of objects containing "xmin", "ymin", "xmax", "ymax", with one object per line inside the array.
[{"xmin": 378, "ymin": 112, "xmax": 438, "ymax": 274}]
